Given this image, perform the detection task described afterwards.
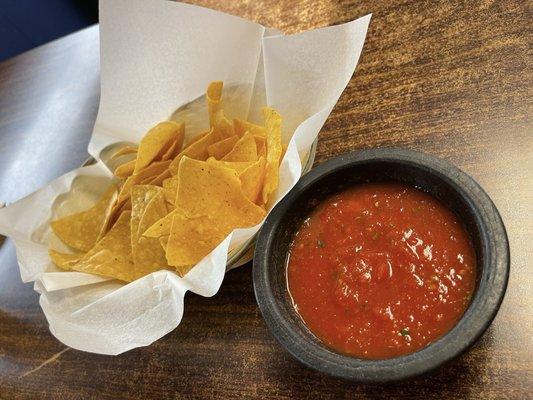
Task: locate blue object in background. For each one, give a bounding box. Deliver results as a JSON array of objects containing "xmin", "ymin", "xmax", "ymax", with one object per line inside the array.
[{"xmin": 0, "ymin": 0, "xmax": 98, "ymax": 61}]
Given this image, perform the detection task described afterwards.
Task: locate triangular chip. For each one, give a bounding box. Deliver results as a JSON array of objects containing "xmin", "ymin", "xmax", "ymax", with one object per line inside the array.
[
  {"xmin": 239, "ymin": 157, "xmax": 266, "ymax": 204},
  {"xmin": 207, "ymin": 81, "xmax": 223, "ymax": 127},
  {"xmin": 130, "ymin": 185, "xmax": 162, "ymax": 247},
  {"xmin": 261, "ymin": 107, "xmax": 282, "ymax": 204},
  {"xmin": 162, "ymin": 176, "xmax": 179, "ymax": 205},
  {"xmin": 114, "ymin": 159, "xmax": 135, "ymax": 179},
  {"xmin": 148, "ymin": 168, "xmax": 172, "ymax": 186},
  {"xmin": 132, "ymin": 190, "xmax": 169, "ymax": 278},
  {"xmin": 143, "ymin": 209, "xmax": 176, "ymax": 238},
  {"xmin": 51, "ymin": 185, "xmax": 117, "ymax": 252},
  {"xmin": 116, "ymin": 160, "xmax": 171, "ymax": 205},
  {"xmin": 207, "ymin": 135, "xmax": 239, "ymax": 159},
  {"xmin": 68, "ymin": 211, "xmax": 135, "ymax": 282},
  {"xmin": 233, "ymin": 118, "xmax": 265, "ymax": 137},
  {"xmin": 49, "ymin": 249, "xmax": 84, "ymax": 271},
  {"xmin": 159, "ymin": 235, "xmax": 169, "ymax": 251},
  {"xmin": 160, "ymin": 137, "xmax": 180, "ymax": 161},
  {"xmin": 206, "ymin": 158, "xmax": 254, "ymax": 175},
  {"xmin": 254, "ymin": 135, "xmax": 265, "ymax": 152},
  {"xmin": 134, "ymin": 121, "xmax": 184, "ymax": 174},
  {"xmin": 111, "ymin": 145, "xmax": 137, "ymax": 160},
  {"xmin": 212, "ymin": 110, "xmax": 234, "ymax": 141},
  {"xmin": 166, "ymin": 213, "xmax": 229, "ymax": 276},
  {"xmin": 176, "ymin": 157, "xmax": 265, "ymax": 232},
  {"xmin": 168, "ymin": 128, "xmax": 216, "ymax": 175},
  {"xmin": 221, "ymin": 131, "xmax": 258, "ymax": 162},
  {"xmin": 281, "ymin": 143, "xmax": 288, "ymax": 165}
]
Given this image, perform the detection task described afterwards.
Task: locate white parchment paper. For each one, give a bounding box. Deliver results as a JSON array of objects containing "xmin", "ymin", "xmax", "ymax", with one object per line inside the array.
[{"xmin": 0, "ymin": 0, "xmax": 370, "ymax": 354}]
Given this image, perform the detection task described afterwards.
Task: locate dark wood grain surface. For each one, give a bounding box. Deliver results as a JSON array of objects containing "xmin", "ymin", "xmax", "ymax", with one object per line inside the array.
[{"xmin": 0, "ymin": 1, "xmax": 531, "ymax": 399}]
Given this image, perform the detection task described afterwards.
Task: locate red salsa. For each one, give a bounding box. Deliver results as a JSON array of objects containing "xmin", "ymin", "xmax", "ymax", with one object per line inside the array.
[{"xmin": 287, "ymin": 183, "xmax": 476, "ymax": 359}]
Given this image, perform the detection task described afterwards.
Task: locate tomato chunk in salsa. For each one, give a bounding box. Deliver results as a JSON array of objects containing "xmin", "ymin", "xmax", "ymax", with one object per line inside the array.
[{"xmin": 287, "ymin": 183, "xmax": 476, "ymax": 359}]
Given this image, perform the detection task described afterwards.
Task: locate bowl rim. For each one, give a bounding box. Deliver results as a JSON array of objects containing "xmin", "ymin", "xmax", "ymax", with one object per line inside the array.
[{"xmin": 253, "ymin": 147, "xmax": 510, "ymax": 382}]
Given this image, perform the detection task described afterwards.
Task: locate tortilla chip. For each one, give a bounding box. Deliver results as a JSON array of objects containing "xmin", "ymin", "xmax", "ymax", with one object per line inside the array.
[
  {"xmin": 116, "ymin": 160, "xmax": 171, "ymax": 204},
  {"xmin": 212, "ymin": 110, "xmax": 234, "ymax": 141},
  {"xmin": 221, "ymin": 131, "xmax": 258, "ymax": 162},
  {"xmin": 168, "ymin": 128, "xmax": 216, "ymax": 175},
  {"xmin": 175, "ymin": 157, "xmax": 265, "ymax": 231},
  {"xmin": 207, "ymin": 135, "xmax": 239, "ymax": 159},
  {"xmin": 134, "ymin": 121, "xmax": 184, "ymax": 174},
  {"xmin": 233, "ymin": 118, "xmax": 265, "ymax": 137},
  {"xmin": 159, "ymin": 235, "xmax": 169, "ymax": 251},
  {"xmin": 114, "ymin": 160, "xmax": 135, "ymax": 178},
  {"xmin": 49, "ymin": 249, "xmax": 84, "ymax": 271},
  {"xmin": 160, "ymin": 137, "xmax": 181, "ymax": 161},
  {"xmin": 130, "ymin": 185, "xmax": 162, "ymax": 246},
  {"xmin": 162, "ymin": 177, "xmax": 179, "ymax": 205},
  {"xmin": 148, "ymin": 169, "xmax": 171, "ymax": 186},
  {"xmin": 51, "ymin": 185, "xmax": 117, "ymax": 252},
  {"xmin": 239, "ymin": 157, "xmax": 266, "ymax": 204},
  {"xmin": 131, "ymin": 190, "xmax": 169, "ymax": 278},
  {"xmin": 206, "ymin": 158, "xmax": 254, "ymax": 175},
  {"xmin": 68, "ymin": 211, "xmax": 135, "ymax": 282},
  {"xmin": 281, "ymin": 143, "xmax": 288, "ymax": 165},
  {"xmin": 254, "ymin": 135, "xmax": 266, "ymax": 151},
  {"xmin": 166, "ymin": 212, "xmax": 229, "ymax": 276},
  {"xmin": 111, "ymin": 145, "xmax": 137, "ymax": 160},
  {"xmin": 183, "ymin": 131, "xmax": 209, "ymax": 148},
  {"xmin": 143, "ymin": 209, "xmax": 176, "ymax": 238},
  {"xmin": 207, "ymin": 81, "xmax": 223, "ymax": 127},
  {"xmin": 261, "ymin": 107, "xmax": 282, "ymax": 204}
]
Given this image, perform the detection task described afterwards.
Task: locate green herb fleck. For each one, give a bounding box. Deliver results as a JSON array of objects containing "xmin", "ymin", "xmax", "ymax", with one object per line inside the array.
[
  {"xmin": 372, "ymin": 232, "xmax": 380, "ymax": 240},
  {"xmin": 317, "ymin": 239, "xmax": 326, "ymax": 248},
  {"xmin": 400, "ymin": 327, "xmax": 410, "ymax": 336}
]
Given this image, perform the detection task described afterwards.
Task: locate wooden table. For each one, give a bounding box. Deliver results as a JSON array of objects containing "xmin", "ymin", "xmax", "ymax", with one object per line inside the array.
[{"xmin": 0, "ymin": 1, "xmax": 531, "ymax": 399}]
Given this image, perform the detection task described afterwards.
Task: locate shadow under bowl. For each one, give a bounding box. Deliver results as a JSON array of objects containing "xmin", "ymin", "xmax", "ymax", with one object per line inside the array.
[{"xmin": 253, "ymin": 147, "xmax": 509, "ymax": 382}]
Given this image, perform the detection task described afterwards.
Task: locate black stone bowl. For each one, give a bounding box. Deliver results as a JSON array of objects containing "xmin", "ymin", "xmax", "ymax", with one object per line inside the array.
[{"xmin": 253, "ymin": 147, "xmax": 509, "ymax": 382}]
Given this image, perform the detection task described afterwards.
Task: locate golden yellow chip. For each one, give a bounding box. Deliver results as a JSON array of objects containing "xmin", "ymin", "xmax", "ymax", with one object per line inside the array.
[
  {"xmin": 116, "ymin": 160, "xmax": 171, "ymax": 205},
  {"xmin": 281, "ymin": 143, "xmax": 288, "ymax": 165},
  {"xmin": 162, "ymin": 176, "xmax": 179, "ymax": 205},
  {"xmin": 111, "ymin": 145, "xmax": 138, "ymax": 160},
  {"xmin": 130, "ymin": 185, "xmax": 162, "ymax": 246},
  {"xmin": 168, "ymin": 128, "xmax": 216, "ymax": 175},
  {"xmin": 233, "ymin": 118, "xmax": 266, "ymax": 137},
  {"xmin": 261, "ymin": 107, "xmax": 282, "ymax": 204},
  {"xmin": 166, "ymin": 212, "xmax": 228, "ymax": 276},
  {"xmin": 207, "ymin": 135, "xmax": 239, "ymax": 159},
  {"xmin": 160, "ymin": 137, "xmax": 180, "ymax": 161},
  {"xmin": 206, "ymin": 158, "xmax": 254, "ymax": 175},
  {"xmin": 207, "ymin": 81, "xmax": 223, "ymax": 127},
  {"xmin": 50, "ymin": 185, "xmax": 117, "ymax": 252},
  {"xmin": 49, "ymin": 249, "xmax": 84, "ymax": 271},
  {"xmin": 138, "ymin": 193, "xmax": 168, "ymax": 238},
  {"xmin": 175, "ymin": 157, "xmax": 265, "ymax": 231},
  {"xmin": 132, "ymin": 190, "xmax": 169, "ymax": 278},
  {"xmin": 134, "ymin": 121, "xmax": 184, "ymax": 174},
  {"xmin": 254, "ymin": 134, "xmax": 266, "ymax": 150},
  {"xmin": 239, "ymin": 157, "xmax": 266, "ymax": 204},
  {"xmin": 49, "ymin": 81, "xmax": 284, "ymax": 281},
  {"xmin": 114, "ymin": 160, "xmax": 135, "ymax": 178},
  {"xmin": 148, "ymin": 169, "xmax": 171, "ymax": 186},
  {"xmin": 68, "ymin": 211, "xmax": 136, "ymax": 282},
  {"xmin": 159, "ymin": 235, "xmax": 169, "ymax": 251},
  {"xmin": 221, "ymin": 131, "xmax": 258, "ymax": 162},
  {"xmin": 143, "ymin": 209, "xmax": 176, "ymax": 238},
  {"xmin": 212, "ymin": 110, "xmax": 235, "ymax": 141}
]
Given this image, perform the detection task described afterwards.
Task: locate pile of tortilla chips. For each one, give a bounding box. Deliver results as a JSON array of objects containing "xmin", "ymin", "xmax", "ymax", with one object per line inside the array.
[{"xmin": 49, "ymin": 82, "xmax": 283, "ymax": 281}]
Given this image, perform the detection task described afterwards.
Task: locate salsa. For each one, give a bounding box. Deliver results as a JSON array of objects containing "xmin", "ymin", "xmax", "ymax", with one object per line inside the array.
[{"xmin": 287, "ymin": 183, "xmax": 476, "ymax": 359}]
